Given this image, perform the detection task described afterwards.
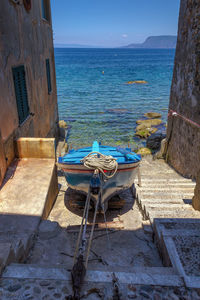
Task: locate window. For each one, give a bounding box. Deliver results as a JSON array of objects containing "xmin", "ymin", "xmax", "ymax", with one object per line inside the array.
[
  {"xmin": 46, "ymin": 59, "xmax": 52, "ymax": 94},
  {"xmin": 41, "ymin": 0, "xmax": 51, "ymax": 22},
  {"xmin": 12, "ymin": 66, "xmax": 30, "ymax": 125}
]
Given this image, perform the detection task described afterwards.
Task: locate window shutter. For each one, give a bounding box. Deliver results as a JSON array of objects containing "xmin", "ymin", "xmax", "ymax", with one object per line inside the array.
[
  {"xmin": 46, "ymin": 59, "xmax": 52, "ymax": 94},
  {"xmin": 41, "ymin": 0, "xmax": 46, "ymax": 19},
  {"xmin": 12, "ymin": 66, "xmax": 30, "ymax": 125}
]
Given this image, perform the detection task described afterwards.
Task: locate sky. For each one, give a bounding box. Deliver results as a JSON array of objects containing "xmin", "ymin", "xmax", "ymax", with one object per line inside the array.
[{"xmin": 51, "ymin": 0, "xmax": 180, "ymax": 47}]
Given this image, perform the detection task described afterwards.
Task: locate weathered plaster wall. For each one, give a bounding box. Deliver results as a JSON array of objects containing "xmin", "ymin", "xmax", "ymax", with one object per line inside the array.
[
  {"xmin": 166, "ymin": 0, "xmax": 200, "ymax": 178},
  {"xmin": 0, "ymin": 0, "xmax": 58, "ymax": 169}
]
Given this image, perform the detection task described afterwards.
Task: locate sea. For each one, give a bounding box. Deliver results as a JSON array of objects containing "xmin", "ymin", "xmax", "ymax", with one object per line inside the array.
[{"xmin": 54, "ymin": 48, "xmax": 175, "ymax": 150}]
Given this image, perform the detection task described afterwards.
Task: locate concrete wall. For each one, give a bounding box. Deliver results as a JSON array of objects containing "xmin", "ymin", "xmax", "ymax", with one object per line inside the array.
[
  {"xmin": 0, "ymin": 0, "xmax": 59, "ymax": 173},
  {"xmin": 15, "ymin": 137, "xmax": 56, "ymax": 159},
  {"xmin": 166, "ymin": 0, "xmax": 200, "ymax": 178}
]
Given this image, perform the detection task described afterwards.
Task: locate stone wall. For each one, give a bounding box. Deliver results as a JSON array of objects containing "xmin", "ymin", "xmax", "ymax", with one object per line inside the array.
[
  {"xmin": 0, "ymin": 131, "xmax": 7, "ymax": 187},
  {"xmin": 0, "ymin": 0, "xmax": 59, "ymax": 175},
  {"xmin": 166, "ymin": 0, "xmax": 200, "ymax": 178}
]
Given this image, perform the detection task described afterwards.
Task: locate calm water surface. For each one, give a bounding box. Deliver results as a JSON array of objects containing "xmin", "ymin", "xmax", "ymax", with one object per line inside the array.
[{"xmin": 54, "ymin": 48, "xmax": 175, "ymax": 149}]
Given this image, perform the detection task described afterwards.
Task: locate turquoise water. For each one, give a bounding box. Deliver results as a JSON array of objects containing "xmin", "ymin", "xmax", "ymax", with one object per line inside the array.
[{"xmin": 55, "ymin": 48, "xmax": 175, "ymax": 149}]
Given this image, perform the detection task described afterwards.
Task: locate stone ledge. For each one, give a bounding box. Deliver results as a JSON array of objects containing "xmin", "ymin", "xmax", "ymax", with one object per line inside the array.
[
  {"xmin": 153, "ymin": 218, "xmax": 200, "ymax": 288},
  {"xmin": 2, "ymin": 264, "xmax": 184, "ymax": 287}
]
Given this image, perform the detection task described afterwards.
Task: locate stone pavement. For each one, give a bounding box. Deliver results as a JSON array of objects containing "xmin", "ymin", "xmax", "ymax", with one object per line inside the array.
[
  {"xmin": 1, "ymin": 275, "xmax": 200, "ymax": 299},
  {"xmin": 1, "ymin": 155, "xmax": 200, "ymax": 299}
]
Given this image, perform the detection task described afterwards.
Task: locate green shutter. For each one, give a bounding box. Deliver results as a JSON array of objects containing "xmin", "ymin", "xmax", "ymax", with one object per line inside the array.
[
  {"xmin": 12, "ymin": 66, "xmax": 30, "ymax": 125},
  {"xmin": 46, "ymin": 59, "xmax": 52, "ymax": 94},
  {"xmin": 41, "ymin": 0, "xmax": 46, "ymax": 19}
]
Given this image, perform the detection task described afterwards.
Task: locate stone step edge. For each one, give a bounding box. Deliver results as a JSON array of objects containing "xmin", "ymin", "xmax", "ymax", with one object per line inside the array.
[
  {"xmin": 149, "ymin": 214, "xmax": 200, "ymax": 225},
  {"xmin": 139, "ymin": 198, "xmax": 186, "ymax": 204},
  {"xmin": 139, "ymin": 192, "xmax": 194, "ymax": 196},
  {"xmin": 2, "ymin": 264, "xmax": 184, "ymax": 287},
  {"xmin": 135, "ymin": 178, "xmax": 195, "ymax": 183}
]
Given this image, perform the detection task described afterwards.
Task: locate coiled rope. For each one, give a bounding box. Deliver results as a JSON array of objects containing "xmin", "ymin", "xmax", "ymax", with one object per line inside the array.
[{"xmin": 81, "ymin": 151, "xmax": 118, "ymax": 179}]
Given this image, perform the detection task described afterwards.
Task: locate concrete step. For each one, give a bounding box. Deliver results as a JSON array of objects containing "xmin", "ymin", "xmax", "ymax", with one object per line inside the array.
[
  {"xmin": 0, "ymin": 243, "xmax": 16, "ymax": 275},
  {"xmin": 137, "ymin": 182, "xmax": 195, "ymax": 188},
  {"xmin": 149, "ymin": 211, "xmax": 200, "ymax": 224},
  {"xmin": 139, "ymin": 193, "xmax": 193, "ymax": 200},
  {"xmin": 139, "ymin": 198, "xmax": 185, "ymax": 205},
  {"xmin": 136, "ymin": 177, "xmax": 194, "ymax": 183},
  {"xmin": 2, "ymin": 263, "xmax": 184, "ymax": 287},
  {"xmin": 143, "ymin": 203, "xmax": 192, "ymax": 213},
  {"xmin": 0, "ymin": 232, "xmax": 35, "ymax": 263},
  {"xmin": 138, "ymin": 187, "xmax": 195, "ymax": 193}
]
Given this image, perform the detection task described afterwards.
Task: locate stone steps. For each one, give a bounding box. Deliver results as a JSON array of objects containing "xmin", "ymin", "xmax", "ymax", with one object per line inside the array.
[
  {"xmin": 2, "ymin": 263, "xmax": 184, "ymax": 287},
  {"xmin": 0, "ymin": 232, "xmax": 34, "ymax": 261},
  {"xmin": 0, "ymin": 232, "xmax": 35, "ymax": 275},
  {"xmin": 0, "ymin": 243, "xmax": 15, "ymax": 275},
  {"xmin": 135, "ymin": 158, "xmax": 200, "ymax": 224}
]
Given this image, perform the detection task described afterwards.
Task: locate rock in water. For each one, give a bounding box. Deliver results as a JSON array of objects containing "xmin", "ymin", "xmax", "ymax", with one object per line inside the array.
[
  {"xmin": 136, "ymin": 119, "xmax": 162, "ymax": 126},
  {"xmin": 144, "ymin": 112, "xmax": 162, "ymax": 119},
  {"xmin": 126, "ymin": 80, "xmax": 148, "ymax": 84},
  {"xmin": 135, "ymin": 130, "xmax": 151, "ymax": 139},
  {"xmin": 136, "ymin": 147, "xmax": 152, "ymax": 156},
  {"xmin": 146, "ymin": 133, "xmax": 166, "ymax": 150},
  {"xmin": 59, "ymin": 120, "xmax": 67, "ymax": 128},
  {"xmin": 153, "ymin": 138, "xmax": 167, "ymax": 159}
]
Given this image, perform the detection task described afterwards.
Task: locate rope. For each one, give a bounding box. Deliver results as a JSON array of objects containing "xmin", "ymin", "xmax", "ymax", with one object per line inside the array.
[
  {"xmin": 81, "ymin": 151, "xmax": 118, "ymax": 179},
  {"xmin": 168, "ymin": 109, "xmax": 200, "ymax": 129}
]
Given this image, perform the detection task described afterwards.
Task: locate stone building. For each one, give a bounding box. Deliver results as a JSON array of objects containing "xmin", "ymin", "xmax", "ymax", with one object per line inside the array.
[
  {"xmin": 0, "ymin": 0, "xmax": 58, "ymax": 186},
  {"xmin": 166, "ymin": 0, "xmax": 200, "ymax": 179},
  {"xmin": 166, "ymin": 0, "xmax": 200, "ymax": 210}
]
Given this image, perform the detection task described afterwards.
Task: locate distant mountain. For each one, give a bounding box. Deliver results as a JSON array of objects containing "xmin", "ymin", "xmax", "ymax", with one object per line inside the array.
[
  {"xmin": 54, "ymin": 43, "xmax": 102, "ymax": 48},
  {"xmin": 123, "ymin": 35, "xmax": 177, "ymax": 49}
]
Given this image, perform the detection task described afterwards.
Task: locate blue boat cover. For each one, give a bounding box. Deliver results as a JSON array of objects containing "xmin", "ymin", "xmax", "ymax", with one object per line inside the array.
[{"xmin": 59, "ymin": 141, "xmax": 141, "ymax": 165}]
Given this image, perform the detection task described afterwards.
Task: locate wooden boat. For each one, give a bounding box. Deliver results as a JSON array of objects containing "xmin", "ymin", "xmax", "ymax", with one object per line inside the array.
[{"xmin": 58, "ymin": 141, "xmax": 141, "ymax": 211}]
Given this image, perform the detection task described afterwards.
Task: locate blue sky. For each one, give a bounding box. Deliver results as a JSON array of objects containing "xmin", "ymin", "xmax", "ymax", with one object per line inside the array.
[{"xmin": 51, "ymin": 0, "xmax": 180, "ymax": 47}]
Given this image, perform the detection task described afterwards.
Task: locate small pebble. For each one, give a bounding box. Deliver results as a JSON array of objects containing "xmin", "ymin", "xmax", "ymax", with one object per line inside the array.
[
  {"xmin": 128, "ymin": 293, "xmax": 137, "ymax": 299},
  {"xmin": 140, "ymin": 291, "xmax": 150, "ymax": 298},
  {"xmin": 33, "ymin": 286, "xmax": 41, "ymax": 294},
  {"xmin": 128, "ymin": 284, "xmax": 137, "ymax": 292},
  {"xmin": 48, "ymin": 286, "xmax": 55, "ymax": 290},
  {"xmin": 140, "ymin": 285, "xmax": 153, "ymax": 293},
  {"xmin": 54, "ymin": 293, "xmax": 62, "ymax": 298},
  {"xmin": 153, "ymin": 293, "xmax": 162, "ymax": 300},
  {"xmin": 40, "ymin": 281, "xmax": 50, "ymax": 287},
  {"xmin": 62, "ymin": 286, "xmax": 69, "ymax": 294},
  {"xmin": 7, "ymin": 284, "xmax": 22, "ymax": 292}
]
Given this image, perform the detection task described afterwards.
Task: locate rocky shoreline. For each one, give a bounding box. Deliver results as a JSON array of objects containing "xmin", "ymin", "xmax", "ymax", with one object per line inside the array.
[
  {"xmin": 134, "ymin": 112, "xmax": 167, "ymax": 157},
  {"xmin": 58, "ymin": 110, "xmax": 167, "ymax": 157}
]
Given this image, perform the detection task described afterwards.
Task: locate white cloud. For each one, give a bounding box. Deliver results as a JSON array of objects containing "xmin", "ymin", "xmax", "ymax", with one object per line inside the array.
[{"xmin": 122, "ymin": 34, "xmax": 128, "ymax": 38}]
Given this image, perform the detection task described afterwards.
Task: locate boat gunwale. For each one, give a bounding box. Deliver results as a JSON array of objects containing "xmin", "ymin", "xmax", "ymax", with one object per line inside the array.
[{"xmin": 57, "ymin": 161, "xmax": 140, "ymax": 173}]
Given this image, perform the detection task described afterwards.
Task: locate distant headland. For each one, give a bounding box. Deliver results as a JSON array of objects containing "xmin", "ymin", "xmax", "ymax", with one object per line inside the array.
[{"xmin": 122, "ymin": 35, "xmax": 177, "ymax": 49}]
